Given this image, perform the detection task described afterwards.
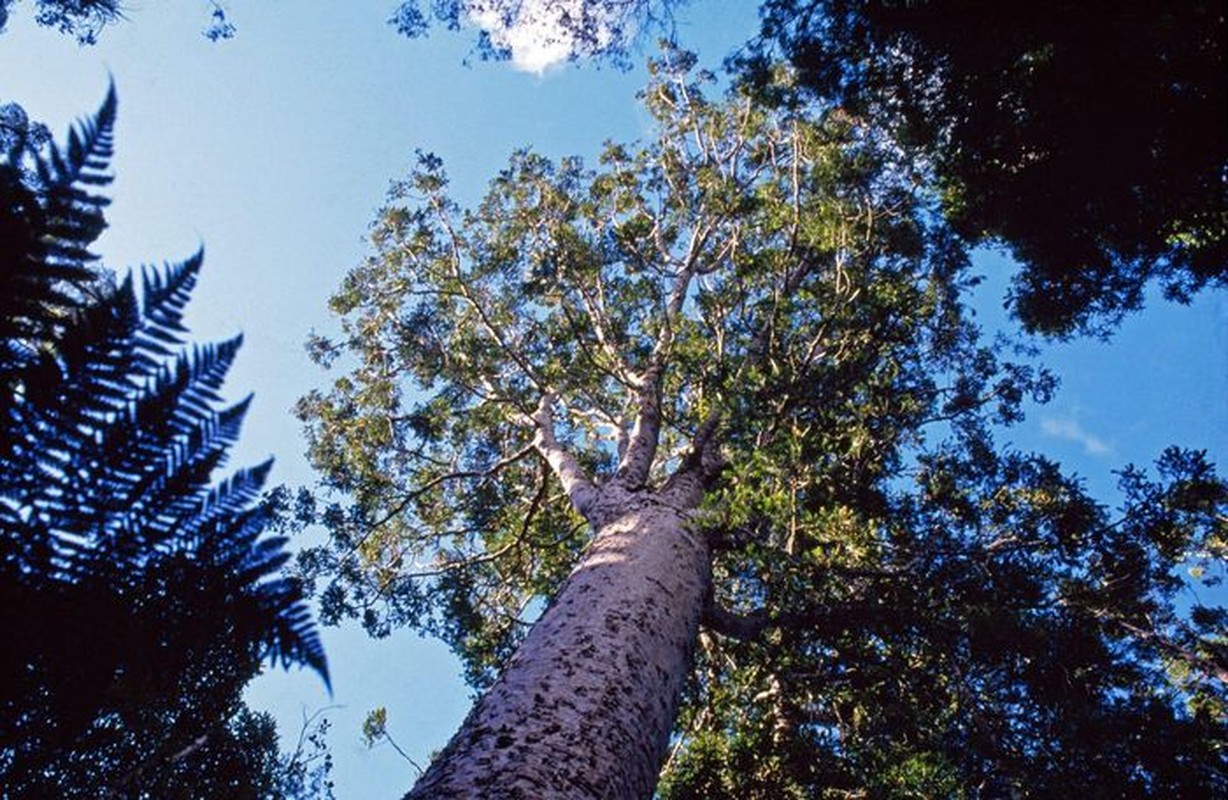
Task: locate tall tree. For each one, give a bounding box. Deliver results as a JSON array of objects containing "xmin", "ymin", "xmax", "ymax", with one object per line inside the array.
[
  {"xmin": 0, "ymin": 91, "xmax": 330, "ymax": 796},
  {"xmin": 298, "ymin": 57, "xmax": 1225, "ymax": 798}
]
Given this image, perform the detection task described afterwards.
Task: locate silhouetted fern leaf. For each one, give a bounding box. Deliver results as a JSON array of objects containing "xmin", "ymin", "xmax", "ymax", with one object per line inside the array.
[
  {"xmin": 138, "ymin": 251, "xmax": 201, "ymax": 357},
  {"xmin": 0, "ymin": 89, "xmax": 114, "ymax": 372},
  {"xmin": 37, "ymin": 84, "xmax": 114, "ymax": 259},
  {"xmin": 1, "ymin": 90, "xmax": 329, "ymax": 789}
]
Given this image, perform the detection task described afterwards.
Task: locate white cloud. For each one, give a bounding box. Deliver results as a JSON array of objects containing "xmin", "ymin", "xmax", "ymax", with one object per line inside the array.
[
  {"xmin": 465, "ymin": 0, "xmax": 628, "ymax": 75},
  {"xmin": 1040, "ymin": 417, "xmax": 1113, "ymax": 457}
]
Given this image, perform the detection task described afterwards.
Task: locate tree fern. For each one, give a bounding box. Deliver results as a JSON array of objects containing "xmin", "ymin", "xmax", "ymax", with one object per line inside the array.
[
  {"xmin": 0, "ymin": 86, "xmax": 113, "ymax": 368},
  {"xmin": 0, "ymin": 89, "xmax": 328, "ymax": 795}
]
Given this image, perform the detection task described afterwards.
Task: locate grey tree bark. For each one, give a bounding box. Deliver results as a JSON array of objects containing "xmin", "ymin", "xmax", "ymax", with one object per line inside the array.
[{"xmin": 404, "ymin": 474, "xmax": 712, "ymax": 799}]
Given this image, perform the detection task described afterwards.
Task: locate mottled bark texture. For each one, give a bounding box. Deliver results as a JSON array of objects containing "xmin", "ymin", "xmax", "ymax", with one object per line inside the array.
[{"xmin": 405, "ymin": 483, "xmax": 711, "ymax": 799}]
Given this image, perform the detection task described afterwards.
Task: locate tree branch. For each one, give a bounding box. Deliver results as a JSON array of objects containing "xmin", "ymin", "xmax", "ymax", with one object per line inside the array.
[
  {"xmin": 616, "ymin": 218, "xmax": 725, "ymax": 489},
  {"xmin": 531, "ymin": 393, "xmax": 599, "ymax": 519},
  {"xmin": 1103, "ymin": 613, "xmax": 1228, "ymax": 685},
  {"xmin": 703, "ymin": 595, "xmax": 900, "ymax": 643},
  {"xmin": 339, "ymin": 444, "xmax": 537, "ymax": 565},
  {"xmin": 431, "ymin": 194, "xmax": 547, "ymax": 394},
  {"xmin": 681, "ymin": 412, "xmax": 725, "ymax": 481},
  {"xmin": 614, "ymin": 365, "xmax": 663, "ymax": 489},
  {"xmin": 570, "ymin": 280, "xmax": 635, "ymax": 386},
  {"xmin": 702, "ymin": 600, "xmax": 770, "ymax": 642}
]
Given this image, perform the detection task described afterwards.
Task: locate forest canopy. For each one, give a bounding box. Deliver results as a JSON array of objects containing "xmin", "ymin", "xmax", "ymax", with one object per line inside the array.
[
  {"xmin": 9, "ymin": 2, "xmax": 1222, "ymax": 333},
  {"xmin": 6, "ymin": 2, "xmax": 1223, "ymax": 796}
]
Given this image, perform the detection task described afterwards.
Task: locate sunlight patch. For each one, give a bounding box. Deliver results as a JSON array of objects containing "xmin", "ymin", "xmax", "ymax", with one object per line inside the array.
[{"xmin": 465, "ymin": 0, "xmax": 629, "ymax": 74}]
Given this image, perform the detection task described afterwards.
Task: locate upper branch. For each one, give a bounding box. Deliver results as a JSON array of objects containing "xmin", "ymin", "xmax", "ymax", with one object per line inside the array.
[
  {"xmin": 431, "ymin": 195, "xmax": 547, "ymax": 394},
  {"xmin": 614, "ymin": 380, "xmax": 661, "ymax": 490},
  {"xmin": 702, "ymin": 596, "xmax": 898, "ymax": 643},
  {"xmin": 614, "ymin": 218, "xmax": 720, "ymax": 488},
  {"xmin": 662, "ymin": 412, "xmax": 726, "ymax": 508},
  {"xmin": 530, "ymin": 393, "xmax": 599, "ymax": 520}
]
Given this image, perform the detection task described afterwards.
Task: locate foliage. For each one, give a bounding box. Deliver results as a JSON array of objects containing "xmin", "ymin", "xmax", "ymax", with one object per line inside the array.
[
  {"xmin": 298, "ymin": 55, "xmax": 1226, "ymax": 797},
  {"xmin": 12, "ymin": 0, "xmax": 1218, "ymax": 328},
  {"xmin": 0, "ymin": 0, "xmax": 235, "ymax": 43},
  {"xmin": 382, "ymin": 1, "xmax": 1226, "ymax": 335},
  {"xmin": 0, "ymin": 0, "xmax": 122, "ymax": 43},
  {"xmin": 658, "ymin": 443, "xmax": 1228, "ymax": 798},
  {"xmin": 362, "ymin": 705, "xmax": 427, "ymax": 776},
  {"xmin": 0, "ymin": 91, "xmax": 328, "ymax": 795},
  {"xmin": 742, "ymin": 0, "xmax": 1226, "ymax": 335},
  {"xmin": 11, "ymin": 2, "xmax": 1224, "ymax": 356},
  {"xmin": 388, "ymin": 0, "xmax": 679, "ymax": 68},
  {"xmin": 0, "ymin": 0, "xmax": 668, "ymax": 51}
]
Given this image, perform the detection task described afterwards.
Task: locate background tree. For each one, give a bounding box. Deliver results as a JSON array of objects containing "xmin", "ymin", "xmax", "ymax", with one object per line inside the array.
[
  {"xmin": 742, "ymin": 0, "xmax": 1226, "ymax": 336},
  {"xmin": 297, "ymin": 57, "xmax": 1226, "ymax": 798},
  {"xmin": 0, "ymin": 91, "xmax": 331, "ymax": 796}
]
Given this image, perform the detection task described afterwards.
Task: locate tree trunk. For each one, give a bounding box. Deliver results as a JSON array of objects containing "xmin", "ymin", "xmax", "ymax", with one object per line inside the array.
[{"xmin": 405, "ymin": 488, "xmax": 711, "ymax": 799}]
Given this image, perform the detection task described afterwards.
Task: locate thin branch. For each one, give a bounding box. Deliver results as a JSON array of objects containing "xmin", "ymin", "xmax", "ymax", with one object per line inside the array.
[
  {"xmin": 558, "ymin": 296, "xmax": 636, "ymax": 390},
  {"xmin": 1101, "ymin": 613, "xmax": 1228, "ymax": 685},
  {"xmin": 339, "ymin": 445, "xmax": 537, "ymax": 564},
  {"xmin": 366, "ymin": 445, "xmax": 535, "ymax": 533},
  {"xmin": 431, "ymin": 195, "xmax": 546, "ymax": 393},
  {"xmin": 372, "ymin": 718, "xmax": 426, "ymax": 777},
  {"xmin": 570, "ymin": 281, "xmax": 634, "ymax": 386},
  {"xmin": 289, "ymin": 704, "xmax": 343, "ymax": 761},
  {"xmin": 702, "ymin": 601, "xmax": 770, "ymax": 642},
  {"xmin": 702, "ymin": 598, "xmax": 899, "ymax": 643}
]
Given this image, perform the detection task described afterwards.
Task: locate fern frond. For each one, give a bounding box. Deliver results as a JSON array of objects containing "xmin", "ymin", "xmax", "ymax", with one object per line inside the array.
[
  {"xmin": 36, "ymin": 85, "xmax": 115, "ymax": 271},
  {"xmin": 199, "ymin": 460, "xmax": 274, "ymax": 526},
  {"xmin": 0, "ymin": 89, "xmax": 115, "ymax": 369},
  {"xmin": 171, "ymin": 338, "xmax": 246, "ymax": 419},
  {"xmin": 138, "ymin": 251, "xmax": 202, "ymax": 356},
  {"xmin": 2, "ymin": 93, "xmax": 332, "ymax": 773},
  {"xmin": 259, "ymin": 581, "xmax": 331, "ymax": 690},
  {"xmin": 39, "ymin": 83, "xmax": 115, "ymax": 193}
]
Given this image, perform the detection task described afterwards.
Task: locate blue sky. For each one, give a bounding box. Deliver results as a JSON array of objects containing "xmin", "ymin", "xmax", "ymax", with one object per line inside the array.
[{"xmin": 2, "ymin": 2, "xmax": 1224, "ymax": 796}]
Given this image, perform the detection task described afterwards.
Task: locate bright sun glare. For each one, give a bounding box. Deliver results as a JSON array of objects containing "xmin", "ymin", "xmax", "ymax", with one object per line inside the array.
[{"xmin": 465, "ymin": 0, "xmax": 629, "ymax": 74}]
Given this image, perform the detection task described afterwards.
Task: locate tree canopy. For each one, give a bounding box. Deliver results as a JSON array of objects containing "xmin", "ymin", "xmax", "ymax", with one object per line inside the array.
[
  {"xmin": 742, "ymin": 0, "xmax": 1227, "ymax": 335},
  {"xmin": 388, "ymin": 0, "xmax": 1227, "ymax": 335},
  {"xmin": 0, "ymin": 0, "xmax": 236, "ymax": 42},
  {"xmin": 10, "ymin": 1, "xmax": 1222, "ymax": 794},
  {"xmin": 14, "ymin": 0, "xmax": 1221, "ymax": 331},
  {"xmin": 0, "ymin": 91, "xmax": 330, "ymax": 796},
  {"xmin": 298, "ymin": 57, "xmax": 1227, "ymax": 797}
]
